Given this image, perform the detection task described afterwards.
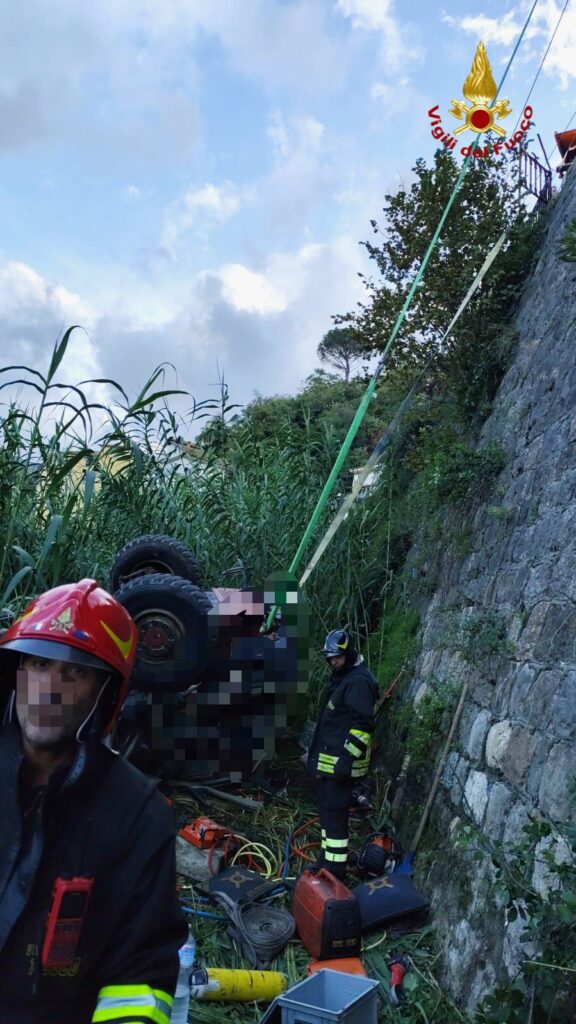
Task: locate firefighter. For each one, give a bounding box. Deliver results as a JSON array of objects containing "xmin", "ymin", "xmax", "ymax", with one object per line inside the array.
[
  {"xmin": 0, "ymin": 580, "xmax": 188, "ymax": 1024},
  {"xmin": 307, "ymin": 629, "xmax": 378, "ymax": 880}
]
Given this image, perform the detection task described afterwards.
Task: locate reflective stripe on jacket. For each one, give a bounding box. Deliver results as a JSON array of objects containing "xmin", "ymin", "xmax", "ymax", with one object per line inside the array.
[
  {"xmin": 307, "ymin": 658, "xmax": 378, "ymax": 779},
  {"xmin": 93, "ymin": 984, "xmax": 173, "ymax": 1024}
]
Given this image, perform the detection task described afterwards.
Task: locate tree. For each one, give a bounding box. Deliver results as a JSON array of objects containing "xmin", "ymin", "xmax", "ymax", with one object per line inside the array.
[
  {"xmin": 337, "ymin": 147, "xmax": 540, "ymax": 417},
  {"xmin": 317, "ymin": 327, "xmax": 364, "ymax": 382}
]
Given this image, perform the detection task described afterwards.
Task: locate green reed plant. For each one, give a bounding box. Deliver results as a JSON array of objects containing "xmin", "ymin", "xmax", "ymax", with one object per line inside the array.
[{"xmin": 0, "ymin": 331, "xmax": 213, "ymax": 614}]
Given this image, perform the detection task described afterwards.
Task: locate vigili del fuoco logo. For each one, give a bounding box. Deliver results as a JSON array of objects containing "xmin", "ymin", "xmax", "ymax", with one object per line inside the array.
[{"xmin": 427, "ymin": 42, "xmax": 533, "ymax": 159}]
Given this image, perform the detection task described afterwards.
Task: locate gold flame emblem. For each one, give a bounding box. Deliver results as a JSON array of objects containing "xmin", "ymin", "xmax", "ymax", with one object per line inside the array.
[{"xmin": 450, "ymin": 42, "xmax": 512, "ymax": 137}]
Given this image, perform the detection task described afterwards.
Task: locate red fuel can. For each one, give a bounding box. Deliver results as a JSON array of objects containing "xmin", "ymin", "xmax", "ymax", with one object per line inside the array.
[{"xmin": 292, "ymin": 869, "xmax": 362, "ymax": 960}]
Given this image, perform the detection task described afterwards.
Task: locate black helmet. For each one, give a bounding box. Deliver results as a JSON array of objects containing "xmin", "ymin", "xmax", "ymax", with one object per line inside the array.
[{"xmin": 322, "ymin": 629, "xmax": 357, "ymax": 666}]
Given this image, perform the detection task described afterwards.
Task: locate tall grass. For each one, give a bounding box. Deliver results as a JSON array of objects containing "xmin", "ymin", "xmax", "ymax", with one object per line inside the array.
[
  {"xmin": 0, "ymin": 330, "xmax": 213, "ymax": 613},
  {"xmin": 0, "ymin": 332, "xmax": 397, "ymax": 703}
]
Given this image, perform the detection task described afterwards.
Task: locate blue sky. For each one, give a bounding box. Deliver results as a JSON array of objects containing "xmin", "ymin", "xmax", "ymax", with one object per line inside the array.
[{"xmin": 0, "ymin": 0, "xmax": 574, "ymax": 427}]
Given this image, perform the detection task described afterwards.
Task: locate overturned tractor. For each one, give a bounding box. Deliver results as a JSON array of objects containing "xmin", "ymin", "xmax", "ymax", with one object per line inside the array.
[{"xmin": 111, "ymin": 535, "xmax": 309, "ymax": 781}]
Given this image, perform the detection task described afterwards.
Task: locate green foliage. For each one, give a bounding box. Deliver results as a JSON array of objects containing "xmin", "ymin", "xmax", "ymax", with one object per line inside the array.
[
  {"xmin": 397, "ymin": 678, "xmax": 459, "ymax": 767},
  {"xmin": 446, "ymin": 610, "xmax": 514, "ymax": 665},
  {"xmin": 213, "ymin": 371, "xmax": 400, "ymax": 466},
  {"xmin": 317, "ymin": 326, "xmax": 366, "ymax": 382},
  {"xmin": 559, "ymin": 217, "xmax": 576, "ymax": 262},
  {"xmin": 422, "ymin": 438, "xmax": 507, "ymax": 505},
  {"xmin": 338, "ymin": 150, "xmax": 542, "ymax": 421},
  {"xmin": 457, "ymin": 814, "xmax": 576, "ymax": 1023},
  {"xmin": 363, "ymin": 926, "xmax": 468, "ymax": 1024},
  {"xmin": 367, "ymin": 604, "xmax": 420, "ymax": 687}
]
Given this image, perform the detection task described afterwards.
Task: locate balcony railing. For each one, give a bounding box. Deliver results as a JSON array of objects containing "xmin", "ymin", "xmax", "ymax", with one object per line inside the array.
[{"xmin": 519, "ymin": 148, "xmax": 553, "ymax": 206}]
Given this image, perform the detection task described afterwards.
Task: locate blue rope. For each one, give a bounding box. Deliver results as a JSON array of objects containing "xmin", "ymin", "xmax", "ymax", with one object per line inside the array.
[{"xmin": 181, "ymin": 906, "xmax": 227, "ymax": 921}]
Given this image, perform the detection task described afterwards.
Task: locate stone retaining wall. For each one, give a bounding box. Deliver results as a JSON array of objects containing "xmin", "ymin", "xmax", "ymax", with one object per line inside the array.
[{"xmin": 409, "ymin": 163, "xmax": 576, "ymax": 1007}]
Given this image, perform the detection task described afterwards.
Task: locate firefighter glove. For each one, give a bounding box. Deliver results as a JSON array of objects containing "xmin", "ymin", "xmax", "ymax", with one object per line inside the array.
[{"xmin": 333, "ymin": 755, "xmax": 353, "ymax": 779}]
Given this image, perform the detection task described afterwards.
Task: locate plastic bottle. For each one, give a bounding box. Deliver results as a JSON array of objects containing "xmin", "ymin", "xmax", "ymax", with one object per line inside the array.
[{"xmin": 171, "ymin": 935, "xmax": 196, "ymax": 1024}]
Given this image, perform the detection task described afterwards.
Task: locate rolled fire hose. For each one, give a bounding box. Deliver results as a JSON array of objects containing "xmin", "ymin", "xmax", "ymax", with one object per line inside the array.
[{"xmin": 210, "ymin": 891, "xmax": 295, "ymax": 968}]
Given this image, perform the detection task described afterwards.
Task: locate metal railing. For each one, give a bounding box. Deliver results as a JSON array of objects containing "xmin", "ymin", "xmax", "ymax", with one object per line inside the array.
[{"xmin": 519, "ymin": 147, "xmax": 553, "ymax": 205}]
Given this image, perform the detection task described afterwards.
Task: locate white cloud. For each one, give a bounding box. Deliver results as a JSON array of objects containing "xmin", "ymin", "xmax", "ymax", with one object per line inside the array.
[
  {"xmin": 0, "ymin": 261, "xmax": 92, "ymax": 326},
  {"xmin": 162, "ymin": 182, "xmax": 243, "ymax": 254},
  {"xmin": 337, "ymin": 0, "xmax": 424, "ymax": 74},
  {"xmin": 0, "ymin": 261, "xmax": 104, "ymax": 404},
  {"xmin": 198, "ymin": 244, "xmax": 333, "ymax": 322},
  {"xmin": 0, "ymin": 2, "xmax": 201, "ymax": 159},
  {"xmin": 214, "ymin": 263, "xmax": 287, "ymax": 315},
  {"xmin": 58, "ymin": 232, "xmax": 371, "ymax": 414},
  {"xmin": 268, "ymin": 113, "xmax": 326, "ymax": 161},
  {"xmin": 0, "ymin": 0, "xmax": 349, "ymax": 158},
  {"xmin": 371, "ymin": 76, "xmax": 410, "ymax": 102},
  {"xmin": 338, "ymin": 0, "xmax": 398, "ymax": 32},
  {"xmin": 368, "ymin": 75, "xmax": 429, "ymax": 136},
  {"xmin": 443, "ymin": 3, "xmax": 576, "ymax": 86},
  {"xmin": 267, "ymin": 112, "xmax": 291, "ymax": 157},
  {"xmin": 172, "ymin": 0, "xmax": 348, "ymax": 93},
  {"xmin": 543, "ymin": 5, "xmax": 576, "ymax": 87},
  {"xmin": 171, "ymin": 234, "xmax": 369, "ymax": 403},
  {"xmin": 442, "ymin": 11, "xmax": 522, "ymax": 47},
  {"xmin": 186, "ymin": 183, "xmax": 242, "ymax": 220},
  {"xmin": 0, "ymin": 213, "xmax": 372, "ymax": 420},
  {"xmin": 122, "ymin": 185, "xmax": 142, "ymax": 202},
  {"xmin": 258, "ymin": 113, "xmax": 331, "ymax": 236}
]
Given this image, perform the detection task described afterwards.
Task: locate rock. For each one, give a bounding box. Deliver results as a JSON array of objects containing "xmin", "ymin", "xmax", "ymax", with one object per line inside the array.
[
  {"xmin": 548, "ymin": 670, "xmax": 576, "ymax": 740},
  {"xmin": 525, "ymin": 736, "xmax": 549, "ymax": 798},
  {"xmin": 413, "ymin": 682, "xmax": 430, "ymax": 709},
  {"xmin": 467, "ymin": 962, "xmax": 498, "ymax": 1010},
  {"xmin": 503, "ymin": 802, "xmax": 531, "ymax": 846},
  {"xmin": 507, "ymin": 663, "xmax": 538, "ymax": 720},
  {"xmin": 466, "ymin": 709, "xmax": 491, "ymax": 763},
  {"xmin": 442, "ymin": 750, "xmax": 460, "ymax": 790},
  {"xmin": 516, "ymin": 601, "xmax": 550, "ymax": 659},
  {"xmin": 486, "ymin": 720, "xmax": 512, "ymax": 769},
  {"xmin": 176, "ymin": 836, "xmax": 224, "ymax": 885},
  {"xmin": 533, "ymin": 604, "xmax": 576, "ymax": 663},
  {"xmin": 502, "ymin": 727, "xmax": 537, "ymax": 785},
  {"xmin": 502, "ymin": 910, "xmax": 538, "ymax": 977},
  {"xmin": 464, "ymin": 770, "xmax": 488, "ymax": 826},
  {"xmin": 450, "ymin": 756, "xmax": 469, "ymax": 808},
  {"xmin": 519, "ymin": 668, "xmax": 562, "ymax": 732},
  {"xmin": 532, "ymin": 835, "xmax": 573, "ymax": 899},
  {"xmin": 484, "ymin": 783, "xmax": 513, "ymax": 840},
  {"xmin": 449, "ymin": 816, "xmax": 462, "ymax": 844},
  {"xmin": 538, "ymin": 742, "xmax": 576, "ymax": 822}
]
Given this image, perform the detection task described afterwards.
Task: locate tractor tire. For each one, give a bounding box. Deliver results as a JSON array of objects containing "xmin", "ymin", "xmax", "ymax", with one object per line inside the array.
[
  {"xmin": 110, "ymin": 534, "xmax": 203, "ymax": 591},
  {"xmin": 114, "ymin": 573, "xmax": 213, "ymax": 693}
]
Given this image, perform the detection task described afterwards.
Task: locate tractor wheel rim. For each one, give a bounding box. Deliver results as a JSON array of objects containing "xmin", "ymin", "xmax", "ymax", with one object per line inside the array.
[{"xmin": 133, "ymin": 607, "xmax": 185, "ymax": 662}]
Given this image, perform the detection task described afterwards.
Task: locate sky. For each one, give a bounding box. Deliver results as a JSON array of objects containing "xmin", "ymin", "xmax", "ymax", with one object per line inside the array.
[{"xmin": 0, "ymin": 0, "xmax": 575, "ymax": 434}]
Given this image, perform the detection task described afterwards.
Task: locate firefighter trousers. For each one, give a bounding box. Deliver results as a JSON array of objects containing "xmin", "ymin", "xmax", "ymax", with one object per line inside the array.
[{"xmin": 315, "ymin": 776, "xmax": 355, "ymax": 875}]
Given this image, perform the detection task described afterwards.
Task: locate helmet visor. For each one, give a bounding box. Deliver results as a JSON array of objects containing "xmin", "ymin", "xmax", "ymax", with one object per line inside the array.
[{"xmin": 1, "ymin": 638, "xmax": 113, "ymax": 675}]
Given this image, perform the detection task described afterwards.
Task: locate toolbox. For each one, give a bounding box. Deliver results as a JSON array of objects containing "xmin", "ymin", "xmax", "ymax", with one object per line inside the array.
[{"xmin": 276, "ymin": 969, "xmax": 379, "ymax": 1024}]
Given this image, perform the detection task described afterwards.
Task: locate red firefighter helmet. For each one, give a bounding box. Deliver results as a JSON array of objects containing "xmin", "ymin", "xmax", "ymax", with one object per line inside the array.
[{"xmin": 0, "ymin": 579, "xmax": 138, "ymax": 734}]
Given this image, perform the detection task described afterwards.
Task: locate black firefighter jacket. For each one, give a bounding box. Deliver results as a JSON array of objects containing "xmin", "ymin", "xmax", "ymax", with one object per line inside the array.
[
  {"xmin": 0, "ymin": 724, "xmax": 188, "ymax": 1024},
  {"xmin": 307, "ymin": 657, "xmax": 378, "ymax": 779}
]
